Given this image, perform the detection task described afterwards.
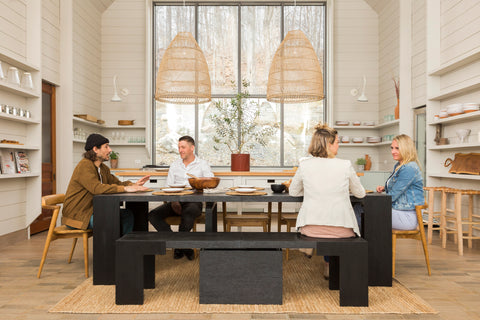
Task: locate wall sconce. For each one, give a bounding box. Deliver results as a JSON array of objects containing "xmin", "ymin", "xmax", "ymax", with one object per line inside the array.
[
  {"xmin": 350, "ymin": 75, "xmax": 368, "ymax": 102},
  {"xmin": 111, "ymin": 75, "xmax": 129, "ymax": 102}
]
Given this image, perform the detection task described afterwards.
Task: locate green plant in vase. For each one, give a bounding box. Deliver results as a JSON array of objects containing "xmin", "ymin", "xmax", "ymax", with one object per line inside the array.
[
  {"xmin": 355, "ymin": 157, "xmax": 366, "ymax": 172},
  {"xmin": 110, "ymin": 151, "xmax": 119, "ymax": 169}
]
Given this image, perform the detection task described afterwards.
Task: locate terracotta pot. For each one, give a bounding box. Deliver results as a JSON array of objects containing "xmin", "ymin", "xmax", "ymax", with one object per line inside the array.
[
  {"xmin": 110, "ymin": 159, "xmax": 118, "ymax": 169},
  {"xmin": 364, "ymin": 155, "xmax": 372, "ymax": 171},
  {"xmin": 394, "ymin": 99, "xmax": 399, "ymax": 120},
  {"xmin": 231, "ymin": 154, "xmax": 250, "ymax": 171}
]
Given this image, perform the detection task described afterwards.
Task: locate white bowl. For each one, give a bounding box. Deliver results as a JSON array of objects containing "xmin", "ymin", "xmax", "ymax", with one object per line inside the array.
[
  {"xmin": 446, "ymin": 103, "xmax": 464, "ymax": 116},
  {"xmin": 366, "ymin": 136, "xmax": 381, "ymax": 143},
  {"xmin": 163, "ymin": 188, "xmax": 185, "ymax": 193},
  {"xmin": 352, "ymin": 137, "xmax": 364, "ymax": 143},
  {"xmin": 237, "ymin": 185, "xmax": 254, "ymax": 188},
  {"xmin": 463, "ymin": 103, "xmax": 479, "ymax": 112},
  {"xmin": 352, "ymin": 121, "xmax": 361, "ymax": 126},
  {"xmin": 336, "ymin": 121, "xmax": 350, "ymax": 126},
  {"xmin": 168, "ymin": 184, "xmax": 185, "ymax": 188},
  {"xmin": 234, "ymin": 188, "xmax": 257, "ymax": 193},
  {"xmin": 341, "ymin": 136, "xmax": 350, "ymax": 143},
  {"xmin": 363, "ymin": 121, "xmax": 375, "ymax": 126}
]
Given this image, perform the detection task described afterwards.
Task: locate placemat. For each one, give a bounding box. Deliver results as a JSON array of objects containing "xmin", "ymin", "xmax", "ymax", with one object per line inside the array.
[
  {"xmin": 160, "ymin": 187, "xmax": 193, "ymax": 190},
  {"xmin": 229, "ymin": 187, "xmax": 265, "ymax": 191},
  {"xmin": 135, "ymin": 189, "xmax": 154, "ymax": 192},
  {"xmin": 226, "ymin": 191, "xmax": 268, "ymax": 196},
  {"xmin": 152, "ymin": 191, "xmax": 195, "ymax": 196}
]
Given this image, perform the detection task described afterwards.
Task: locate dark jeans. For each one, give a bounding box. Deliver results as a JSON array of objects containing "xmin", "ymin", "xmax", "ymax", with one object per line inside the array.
[{"xmin": 148, "ymin": 202, "xmax": 202, "ymax": 232}]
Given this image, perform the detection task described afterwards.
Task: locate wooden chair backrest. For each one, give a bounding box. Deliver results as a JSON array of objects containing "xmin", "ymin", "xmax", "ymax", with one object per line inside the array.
[{"xmin": 41, "ymin": 194, "xmax": 65, "ymax": 231}]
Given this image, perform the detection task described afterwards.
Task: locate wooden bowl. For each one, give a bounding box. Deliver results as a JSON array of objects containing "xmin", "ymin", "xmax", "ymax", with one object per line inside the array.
[
  {"xmin": 118, "ymin": 120, "xmax": 135, "ymax": 125},
  {"xmin": 188, "ymin": 177, "xmax": 220, "ymax": 191}
]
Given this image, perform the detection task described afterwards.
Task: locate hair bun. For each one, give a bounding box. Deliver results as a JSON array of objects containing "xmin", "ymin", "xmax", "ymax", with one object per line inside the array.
[{"xmin": 314, "ymin": 122, "xmax": 330, "ymax": 131}]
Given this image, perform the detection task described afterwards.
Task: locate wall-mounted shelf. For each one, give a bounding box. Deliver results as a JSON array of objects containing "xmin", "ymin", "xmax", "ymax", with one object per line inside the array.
[
  {"xmin": 428, "ymin": 47, "xmax": 480, "ymax": 76},
  {"xmin": 0, "ymin": 50, "xmax": 40, "ymax": 71},
  {"xmin": 0, "ymin": 173, "xmax": 40, "ymax": 179},
  {"xmin": 428, "ymin": 173, "xmax": 480, "ymax": 181},
  {"xmin": 0, "ymin": 81, "xmax": 40, "ymax": 98},
  {"xmin": 339, "ymin": 141, "xmax": 391, "ymax": 147},
  {"xmin": 73, "ymin": 117, "xmax": 104, "ymax": 128},
  {"xmin": 104, "ymin": 125, "xmax": 146, "ymax": 129},
  {"xmin": 333, "ymin": 120, "xmax": 399, "ymax": 130},
  {"xmin": 428, "ymin": 79, "xmax": 480, "ymax": 101},
  {"xmin": 428, "ymin": 142, "xmax": 479, "ymax": 150},
  {"xmin": 0, "ymin": 112, "xmax": 39, "ymax": 124},
  {"xmin": 0, "ymin": 144, "xmax": 40, "ymax": 150},
  {"xmin": 428, "ymin": 111, "xmax": 480, "ymax": 126},
  {"xmin": 109, "ymin": 143, "xmax": 146, "ymax": 146}
]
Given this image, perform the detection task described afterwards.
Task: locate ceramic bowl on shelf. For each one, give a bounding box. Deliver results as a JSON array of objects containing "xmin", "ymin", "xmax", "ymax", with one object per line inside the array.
[
  {"xmin": 341, "ymin": 136, "xmax": 350, "ymax": 143},
  {"xmin": 446, "ymin": 103, "xmax": 464, "ymax": 116},
  {"xmin": 363, "ymin": 121, "xmax": 375, "ymax": 126},
  {"xmin": 335, "ymin": 120, "xmax": 350, "ymax": 126},
  {"xmin": 366, "ymin": 136, "xmax": 382, "ymax": 143},
  {"xmin": 462, "ymin": 103, "xmax": 479, "ymax": 113},
  {"xmin": 439, "ymin": 110, "xmax": 448, "ymax": 119},
  {"xmin": 352, "ymin": 121, "xmax": 361, "ymax": 126},
  {"xmin": 352, "ymin": 137, "xmax": 364, "ymax": 143}
]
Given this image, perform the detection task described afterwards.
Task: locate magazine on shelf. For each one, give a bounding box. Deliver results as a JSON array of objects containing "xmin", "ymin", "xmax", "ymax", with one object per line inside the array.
[
  {"xmin": 0, "ymin": 149, "xmax": 16, "ymax": 174},
  {"xmin": 14, "ymin": 151, "xmax": 30, "ymax": 173}
]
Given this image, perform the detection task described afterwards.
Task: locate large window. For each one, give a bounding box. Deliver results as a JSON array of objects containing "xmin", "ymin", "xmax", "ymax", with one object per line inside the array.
[{"xmin": 153, "ymin": 2, "xmax": 326, "ymax": 167}]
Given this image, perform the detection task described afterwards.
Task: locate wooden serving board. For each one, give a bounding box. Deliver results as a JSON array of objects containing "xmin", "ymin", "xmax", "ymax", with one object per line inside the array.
[
  {"xmin": 74, "ymin": 114, "xmax": 98, "ymax": 122},
  {"xmin": 226, "ymin": 191, "xmax": 267, "ymax": 196},
  {"xmin": 229, "ymin": 187, "xmax": 265, "ymax": 191}
]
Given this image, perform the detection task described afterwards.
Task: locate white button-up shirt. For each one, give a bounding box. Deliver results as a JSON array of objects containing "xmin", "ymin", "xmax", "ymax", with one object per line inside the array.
[{"xmin": 166, "ymin": 155, "xmax": 214, "ymax": 187}]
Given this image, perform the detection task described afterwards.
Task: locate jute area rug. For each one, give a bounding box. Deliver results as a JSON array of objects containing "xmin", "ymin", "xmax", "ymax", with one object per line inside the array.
[{"xmin": 50, "ymin": 251, "xmax": 435, "ymax": 314}]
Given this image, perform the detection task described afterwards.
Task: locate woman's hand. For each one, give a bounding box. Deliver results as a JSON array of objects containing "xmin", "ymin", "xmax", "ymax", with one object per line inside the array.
[
  {"xmin": 376, "ymin": 185, "xmax": 385, "ymax": 193},
  {"xmin": 125, "ymin": 185, "xmax": 149, "ymax": 192},
  {"xmin": 135, "ymin": 175, "xmax": 151, "ymax": 186}
]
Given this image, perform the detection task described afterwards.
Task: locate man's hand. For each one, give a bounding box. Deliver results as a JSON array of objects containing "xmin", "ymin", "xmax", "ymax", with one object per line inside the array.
[
  {"xmin": 135, "ymin": 175, "xmax": 151, "ymax": 186},
  {"xmin": 376, "ymin": 186, "xmax": 385, "ymax": 193},
  {"xmin": 125, "ymin": 185, "xmax": 149, "ymax": 193},
  {"xmin": 171, "ymin": 201, "xmax": 182, "ymax": 215}
]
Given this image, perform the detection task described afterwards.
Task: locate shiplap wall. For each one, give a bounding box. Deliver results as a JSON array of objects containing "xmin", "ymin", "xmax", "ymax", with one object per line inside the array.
[
  {"xmin": 0, "ymin": 0, "xmax": 27, "ymax": 60},
  {"xmin": 411, "ymin": 0, "xmax": 426, "ymax": 108},
  {"xmin": 42, "ymin": 0, "xmax": 61, "ymax": 85}
]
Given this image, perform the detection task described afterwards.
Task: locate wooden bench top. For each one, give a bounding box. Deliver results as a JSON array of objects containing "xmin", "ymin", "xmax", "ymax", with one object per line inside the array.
[{"xmin": 117, "ymin": 231, "xmax": 367, "ymax": 250}]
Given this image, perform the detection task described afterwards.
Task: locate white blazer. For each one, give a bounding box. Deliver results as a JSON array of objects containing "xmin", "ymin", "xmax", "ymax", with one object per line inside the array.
[{"xmin": 289, "ymin": 157, "xmax": 366, "ymax": 236}]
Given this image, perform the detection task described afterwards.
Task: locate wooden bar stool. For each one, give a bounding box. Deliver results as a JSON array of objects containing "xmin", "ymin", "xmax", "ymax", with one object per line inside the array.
[
  {"xmin": 423, "ymin": 186, "xmax": 447, "ymax": 244},
  {"xmin": 276, "ymin": 202, "xmax": 298, "ymax": 260},
  {"xmin": 441, "ymin": 188, "xmax": 480, "ymax": 255},
  {"xmin": 222, "ymin": 202, "xmax": 272, "ymax": 232}
]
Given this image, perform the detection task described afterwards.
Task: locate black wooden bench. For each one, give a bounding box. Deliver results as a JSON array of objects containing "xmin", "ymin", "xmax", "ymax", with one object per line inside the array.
[{"xmin": 115, "ymin": 231, "xmax": 368, "ymax": 306}]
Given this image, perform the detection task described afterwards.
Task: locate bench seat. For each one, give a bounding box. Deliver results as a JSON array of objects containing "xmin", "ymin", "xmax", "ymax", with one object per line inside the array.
[{"xmin": 115, "ymin": 231, "xmax": 368, "ymax": 306}]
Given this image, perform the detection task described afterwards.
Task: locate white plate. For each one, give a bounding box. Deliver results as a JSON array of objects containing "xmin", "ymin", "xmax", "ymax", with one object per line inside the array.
[
  {"xmin": 163, "ymin": 188, "xmax": 185, "ymax": 193},
  {"xmin": 236, "ymin": 185, "xmax": 254, "ymax": 188},
  {"xmin": 168, "ymin": 184, "xmax": 185, "ymax": 188},
  {"xmin": 234, "ymin": 188, "xmax": 257, "ymax": 193}
]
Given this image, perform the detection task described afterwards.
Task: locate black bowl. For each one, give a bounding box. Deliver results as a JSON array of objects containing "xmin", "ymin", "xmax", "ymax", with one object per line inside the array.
[{"xmin": 270, "ymin": 184, "xmax": 286, "ymax": 193}]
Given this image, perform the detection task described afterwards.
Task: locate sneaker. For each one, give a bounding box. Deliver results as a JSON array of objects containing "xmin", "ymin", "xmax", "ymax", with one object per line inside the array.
[
  {"xmin": 173, "ymin": 249, "xmax": 184, "ymax": 259},
  {"xmin": 184, "ymin": 249, "xmax": 195, "ymax": 261}
]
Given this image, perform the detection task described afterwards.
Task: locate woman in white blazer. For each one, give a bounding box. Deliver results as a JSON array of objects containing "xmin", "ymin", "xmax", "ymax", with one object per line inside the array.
[{"xmin": 289, "ymin": 123, "xmax": 366, "ymax": 277}]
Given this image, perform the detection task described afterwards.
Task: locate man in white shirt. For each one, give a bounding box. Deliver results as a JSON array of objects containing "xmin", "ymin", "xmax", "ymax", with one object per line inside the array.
[{"xmin": 148, "ymin": 135, "xmax": 214, "ymax": 260}]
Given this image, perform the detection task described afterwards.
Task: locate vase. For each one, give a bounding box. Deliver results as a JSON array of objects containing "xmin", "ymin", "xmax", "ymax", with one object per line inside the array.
[
  {"xmin": 231, "ymin": 154, "xmax": 250, "ymax": 171},
  {"xmin": 364, "ymin": 155, "xmax": 372, "ymax": 171},
  {"xmin": 394, "ymin": 99, "xmax": 399, "ymax": 120},
  {"xmin": 110, "ymin": 159, "xmax": 118, "ymax": 169}
]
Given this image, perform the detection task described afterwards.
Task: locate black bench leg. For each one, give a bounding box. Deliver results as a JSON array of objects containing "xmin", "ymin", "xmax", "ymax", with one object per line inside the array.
[
  {"xmin": 339, "ymin": 247, "xmax": 368, "ymax": 306},
  {"xmin": 116, "ymin": 242, "xmax": 145, "ymax": 305},
  {"xmin": 329, "ymin": 256, "xmax": 339, "ymax": 290},
  {"xmin": 144, "ymin": 254, "xmax": 155, "ymax": 289}
]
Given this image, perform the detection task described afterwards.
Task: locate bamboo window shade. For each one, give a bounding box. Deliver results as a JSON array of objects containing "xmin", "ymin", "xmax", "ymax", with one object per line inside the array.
[
  {"xmin": 267, "ymin": 30, "xmax": 324, "ymax": 103},
  {"xmin": 155, "ymin": 32, "xmax": 211, "ymax": 105}
]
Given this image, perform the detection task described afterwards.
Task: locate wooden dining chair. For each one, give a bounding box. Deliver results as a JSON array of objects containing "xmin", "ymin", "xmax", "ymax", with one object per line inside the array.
[
  {"xmin": 222, "ymin": 202, "xmax": 272, "ymax": 232},
  {"xmin": 276, "ymin": 202, "xmax": 298, "ymax": 260},
  {"xmin": 37, "ymin": 194, "xmax": 93, "ymax": 278},
  {"xmin": 392, "ymin": 203, "xmax": 431, "ymax": 278},
  {"xmin": 164, "ymin": 214, "xmax": 205, "ymax": 232}
]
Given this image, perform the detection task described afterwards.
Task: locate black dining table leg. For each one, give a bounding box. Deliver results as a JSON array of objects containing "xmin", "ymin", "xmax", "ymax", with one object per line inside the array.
[{"xmin": 204, "ymin": 202, "xmax": 217, "ymax": 232}]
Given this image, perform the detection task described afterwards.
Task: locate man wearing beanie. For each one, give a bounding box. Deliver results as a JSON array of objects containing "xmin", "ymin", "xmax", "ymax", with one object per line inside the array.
[{"xmin": 62, "ymin": 133, "xmax": 150, "ymax": 235}]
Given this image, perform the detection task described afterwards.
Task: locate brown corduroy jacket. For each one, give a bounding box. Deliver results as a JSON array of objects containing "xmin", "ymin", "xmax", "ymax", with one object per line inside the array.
[{"xmin": 62, "ymin": 158, "xmax": 133, "ymax": 230}]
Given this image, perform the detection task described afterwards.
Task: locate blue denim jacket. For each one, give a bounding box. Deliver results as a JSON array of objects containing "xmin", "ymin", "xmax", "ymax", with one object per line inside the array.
[{"xmin": 385, "ymin": 161, "xmax": 424, "ymax": 210}]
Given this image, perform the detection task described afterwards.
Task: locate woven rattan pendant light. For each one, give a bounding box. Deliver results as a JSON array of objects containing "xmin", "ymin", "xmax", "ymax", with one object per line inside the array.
[
  {"xmin": 267, "ymin": 30, "xmax": 324, "ymax": 103},
  {"xmin": 155, "ymin": 32, "xmax": 211, "ymax": 104}
]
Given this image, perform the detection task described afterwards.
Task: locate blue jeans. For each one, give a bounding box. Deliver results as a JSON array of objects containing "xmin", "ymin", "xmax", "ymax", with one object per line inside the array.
[{"xmin": 70, "ymin": 208, "xmax": 134, "ymax": 236}]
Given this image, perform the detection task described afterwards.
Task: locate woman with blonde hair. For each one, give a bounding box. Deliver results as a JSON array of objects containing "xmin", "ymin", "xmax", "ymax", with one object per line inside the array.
[
  {"xmin": 376, "ymin": 134, "xmax": 424, "ymax": 230},
  {"xmin": 289, "ymin": 123, "xmax": 366, "ymax": 277}
]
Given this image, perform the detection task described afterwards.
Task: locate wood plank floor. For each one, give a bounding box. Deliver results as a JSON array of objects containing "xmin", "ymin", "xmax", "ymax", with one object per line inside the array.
[{"xmin": 1, "ymin": 218, "xmax": 480, "ymax": 320}]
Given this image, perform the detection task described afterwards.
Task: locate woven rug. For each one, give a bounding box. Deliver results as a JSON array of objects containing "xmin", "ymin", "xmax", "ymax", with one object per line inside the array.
[{"xmin": 50, "ymin": 251, "xmax": 435, "ymax": 314}]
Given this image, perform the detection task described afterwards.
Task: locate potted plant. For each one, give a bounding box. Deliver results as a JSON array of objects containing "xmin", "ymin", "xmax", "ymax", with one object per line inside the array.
[
  {"xmin": 209, "ymin": 79, "xmax": 277, "ymax": 171},
  {"xmin": 110, "ymin": 151, "xmax": 119, "ymax": 169},
  {"xmin": 355, "ymin": 157, "xmax": 366, "ymax": 172}
]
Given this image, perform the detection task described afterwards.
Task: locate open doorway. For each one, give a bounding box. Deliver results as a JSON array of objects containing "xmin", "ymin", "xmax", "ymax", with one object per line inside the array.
[
  {"xmin": 30, "ymin": 82, "xmax": 57, "ymax": 235},
  {"xmin": 414, "ymin": 106, "xmax": 426, "ymax": 183}
]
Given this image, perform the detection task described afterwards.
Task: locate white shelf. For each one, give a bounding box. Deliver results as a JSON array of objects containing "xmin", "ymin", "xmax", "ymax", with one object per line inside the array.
[
  {"xmin": 0, "ymin": 50, "xmax": 40, "ymax": 71},
  {"xmin": 0, "ymin": 144, "xmax": 40, "ymax": 150},
  {"xmin": 0, "ymin": 81, "xmax": 40, "ymax": 98},
  {"xmin": 109, "ymin": 143, "xmax": 146, "ymax": 146},
  {"xmin": 104, "ymin": 125, "xmax": 146, "ymax": 129},
  {"xmin": 73, "ymin": 117, "xmax": 104, "ymax": 128},
  {"xmin": 429, "ymin": 48, "xmax": 480, "ymax": 76},
  {"xmin": 0, "ymin": 172, "xmax": 40, "ymax": 179},
  {"xmin": 334, "ymin": 120, "xmax": 399, "ymax": 130},
  {"xmin": 339, "ymin": 141, "xmax": 391, "ymax": 147},
  {"xmin": 428, "ymin": 173, "xmax": 480, "ymax": 181},
  {"xmin": 428, "ymin": 80, "xmax": 480, "ymax": 101},
  {"xmin": 0, "ymin": 112, "xmax": 39, "ymax": 124},
  {"xmin": 428, "ymin": 142, "xmax": 480, "ymax": 150},
  {"xmin": 73, "ymin": 139, "xmax": 85, "ymax": 144},
  {"xmin": 428, "ymin": 111, "xmax": 480, "ymax": 125}
]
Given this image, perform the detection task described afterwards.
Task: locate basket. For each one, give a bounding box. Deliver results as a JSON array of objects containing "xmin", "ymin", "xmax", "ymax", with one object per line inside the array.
[{"xmin": 444, "ymin": 153, "xmax": 480, "ymax": 175}]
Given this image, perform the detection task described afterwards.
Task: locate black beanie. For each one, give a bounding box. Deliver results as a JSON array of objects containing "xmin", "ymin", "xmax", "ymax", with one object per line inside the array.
[{"xmin": 85, "ymin": 134, "xmax": 109, "ymax": 151}]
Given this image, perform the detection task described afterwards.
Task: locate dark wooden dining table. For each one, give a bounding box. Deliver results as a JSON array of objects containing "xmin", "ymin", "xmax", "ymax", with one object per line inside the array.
[{"xmin": 92, "ymin": 191, "xmax": 392, "ymax": 286}]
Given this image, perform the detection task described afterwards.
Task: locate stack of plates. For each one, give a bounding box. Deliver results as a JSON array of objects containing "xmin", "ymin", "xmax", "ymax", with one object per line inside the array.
[
  {"xmin": 366, "ymin": 136, "xmax": 382, "ymax": 143},
  {"xmin": 341, "ymin": 136, "xmax": 350, "ymax": 143},
  {"xmin": 446, "ymin": 103, "xmax": 463, "ymax": 116},
  {"xmin": 463, "ymin": 103, "xmax": 479, "ymax": 113},
  {"xmin": 335, "ymin": 120, "xmax": 349, "ymax": 126},
  {"xmin": 352, "ymin": 121, "xmax": 361, "ymax": 126},
  {"xmin": 363, "ymin": 121, "xmax": 375, "ymax": 126},
  {"xmin": 352, "ymin": 137, "xmax": 364, "ymax": 143}
]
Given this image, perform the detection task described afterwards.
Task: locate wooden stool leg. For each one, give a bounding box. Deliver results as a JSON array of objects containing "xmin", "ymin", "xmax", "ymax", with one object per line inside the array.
[
  {"xmin": 455, "ymin": 192, "xmax": 464, "ymax": 256},
  {"xmin": 441, "ymin": 190, "xmax": 448, "ymax": 248},
  {"xmin": 68, "ymin": 238, "xmax": 77, "ymax": 263},
  {"xmin": 418, "ymin": 218, "xmax": 432, "ymax": 276},
  {"xmin": 392, "ymin": 234, "xmax": 397, "ymax": 278},
  {"xmin": 82, "ymin": 234, "xmax": 89, "ymax": 278},
  {"xmin": 37, "ymin": 232, "xmax": 54, "ymax": 278},
  {"xmin": 468, "ymin": 195, "xmax": 473, "ymax": 248},
  {"xmin": 427, "ymin": 189, "xmax": 435, "ymax": 244}
]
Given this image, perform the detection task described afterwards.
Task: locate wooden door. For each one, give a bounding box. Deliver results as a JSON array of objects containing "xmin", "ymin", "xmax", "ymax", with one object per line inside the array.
[{"xmin": 30, "ymin": 82, "xmax": 57, "ymax": 235}]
